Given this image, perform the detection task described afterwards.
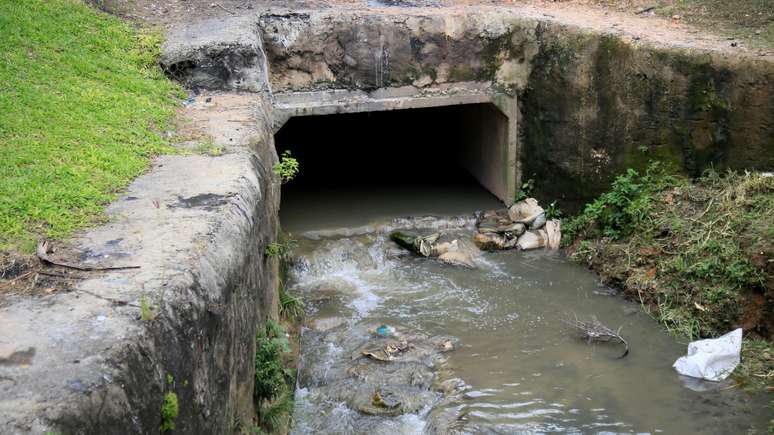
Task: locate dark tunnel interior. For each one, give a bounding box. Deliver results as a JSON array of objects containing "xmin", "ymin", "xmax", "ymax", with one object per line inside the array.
[{"xmin": 273, "ymin": 104, "xmax": 507, "ymax": 231}]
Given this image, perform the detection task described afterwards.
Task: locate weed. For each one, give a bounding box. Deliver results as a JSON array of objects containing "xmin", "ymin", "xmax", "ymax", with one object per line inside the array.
[
  {"xmin": 254, "ymin": 320, "xmax": 295, "ymax": 433},
  {"xmin": 195, "ymin": 141, "xmax": 224, "ymax": 157},
  {"xmin": 140, "ymin": 296, "xmax": 157, "ymax": 321},
  {"xmin": 264, "ymin": 243, "xmax": 283, "ymax": 258},
  {"xmin": 514, "ymin": 178, "xmax": 534, "ymax": 202},
  {"xmin": 264, "ymin": 234, "xmax": 297, "ymax": 260},
  {"xmin": 273, "ymin": 151, "xmax": 300, "ymax": 184},
  {"xmin": 254, "ymin": 320, "xmax": 291, "ymax": 405},
  {"xmin": 545, "ymin": 201, "xmax": 563, "ymax": 220},
  {"xmin": 279, "ymin": 287, "xmax": 304, "ymax": 320},
  {"xmin": 562, "ymin": 162, "xmax": 675, "ymax": 244},
  {"xmin": 160, "ymin": 392, "xmax": 179, "ymax": 432}
]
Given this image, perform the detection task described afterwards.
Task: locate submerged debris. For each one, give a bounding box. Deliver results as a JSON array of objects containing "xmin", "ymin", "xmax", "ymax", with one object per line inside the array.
[
  {"xmin": 389, "ymin": 231, "xmax": 477, "ymax": 268},
  {"xmin": 563, "ymin": 315, "xmax": 630, "ymax": 359},
  {"xmin": 475, "ymin": 198, "xmax": 561, "ymax": 251}
]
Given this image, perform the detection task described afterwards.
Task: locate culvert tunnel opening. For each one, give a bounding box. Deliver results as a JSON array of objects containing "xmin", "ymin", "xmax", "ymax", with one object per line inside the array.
[{"xmin": 274, "ymin": 103, "xmax": 509, "ymax": 232}]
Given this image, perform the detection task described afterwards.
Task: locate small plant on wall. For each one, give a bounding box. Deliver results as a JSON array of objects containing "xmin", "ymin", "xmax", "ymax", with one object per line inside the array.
[{"xmin": 273, "ymin": 150, "xmax": 300, "ymax": 184}]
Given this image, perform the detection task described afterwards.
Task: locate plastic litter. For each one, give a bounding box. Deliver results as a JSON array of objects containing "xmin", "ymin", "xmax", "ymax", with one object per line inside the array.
[
  {"xmin": 375, "ymin": 325, "xmax": 395, "ymax": 337},
  {"xmin": 673, "ymin": 328, "xmax": 742, "ymax": 382}
]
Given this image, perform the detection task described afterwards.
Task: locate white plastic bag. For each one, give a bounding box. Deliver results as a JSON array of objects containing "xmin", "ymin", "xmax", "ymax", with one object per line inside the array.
[{"xmin": 673, "ymin": 328, "xmax": 742, "ymax": 382}]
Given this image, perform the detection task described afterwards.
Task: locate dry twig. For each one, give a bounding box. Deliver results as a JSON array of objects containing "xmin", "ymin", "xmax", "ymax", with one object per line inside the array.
[
  {"xmin": 36, "ymin": 241, "xmax": 140, "ymax": 272},
  {"xmin": 563, "ymin": 314, "xmax": 630, "ymax": 359}
]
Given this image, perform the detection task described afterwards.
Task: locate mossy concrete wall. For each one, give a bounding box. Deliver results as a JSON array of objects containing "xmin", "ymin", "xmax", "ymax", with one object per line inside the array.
[{"xmin": 523, "ymin": 23, "xmax": 774, "ymax": 206}]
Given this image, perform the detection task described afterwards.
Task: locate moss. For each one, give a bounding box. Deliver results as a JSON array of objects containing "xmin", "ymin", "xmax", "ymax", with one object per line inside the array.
[
  {"xmin": 160, "ymin": 392, "xmax": 179, "ymax": 432},
  {"xmin": 449, "ymin": 64, "xmax": 477, "ymax": 81}
]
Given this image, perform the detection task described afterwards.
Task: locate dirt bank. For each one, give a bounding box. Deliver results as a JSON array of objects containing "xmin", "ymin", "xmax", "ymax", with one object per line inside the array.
[{"xmin": 563, "ymin": 166, "xmax": 774, "ymax": 392}]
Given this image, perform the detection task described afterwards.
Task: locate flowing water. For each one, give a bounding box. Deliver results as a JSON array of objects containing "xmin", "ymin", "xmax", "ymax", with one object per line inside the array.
[{"xmin": 282, "ymin": 187, "xmax": 769, "ymax": 434}]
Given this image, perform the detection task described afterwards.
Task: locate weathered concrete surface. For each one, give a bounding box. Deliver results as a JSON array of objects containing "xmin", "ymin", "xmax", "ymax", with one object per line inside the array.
[
  {"xmin": 0, "ymin": 93, "xmax": 280, "ymax": 433},
  {"xmin": 258, "ymin": 8, "xmax": 540, "ymax": 93},
  {"xmin": 161, "ymin": 16, "xmax": 271, "ymax": 92},
  {"xmin": 522, "ymin": 29, "xmax": 774, "ymax": 206}
]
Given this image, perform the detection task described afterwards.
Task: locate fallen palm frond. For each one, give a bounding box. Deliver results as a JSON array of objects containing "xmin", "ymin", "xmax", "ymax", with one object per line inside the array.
[{"xmin": 563, "ymin": 314, "xmax": 630, "ymax": 359}]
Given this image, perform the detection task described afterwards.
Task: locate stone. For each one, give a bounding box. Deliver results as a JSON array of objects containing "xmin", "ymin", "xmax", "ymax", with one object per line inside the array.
[
  {"xmin": 516, "ymin": 230, "xmax": 547, "ymax": 251},
  {"xmin": 544, "ymin": 219, "xmax": 562, "ymax": 250},
  {"xmin": 508, "ymin": 198, "xmax": 546, "ymax": 230},
  {"xmin": 474, "ymin": 232, "xmax": 518, "ymax": 251}
]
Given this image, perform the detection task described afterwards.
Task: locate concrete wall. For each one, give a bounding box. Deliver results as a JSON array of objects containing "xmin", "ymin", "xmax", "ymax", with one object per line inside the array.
[{"xmin": 454, "ymin": 103, "xmax": 511, "ymax": 202}]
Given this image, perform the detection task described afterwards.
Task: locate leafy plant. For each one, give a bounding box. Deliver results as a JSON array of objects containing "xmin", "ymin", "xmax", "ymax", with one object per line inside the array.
[
  {"xmin": 195, "ymin": 141, "xmax": 224, "ymax": 157},
  {"xmin": 545, "ymin": 201, "xmax": 563, "ymax": 220},
  {"xmin": 160, "ymin": 392, "xmax": 179, "ymax": 432},
  {"xmin": 279, "ymin": 288, "xmax": 304, "ymax": 320},
  {"xmin": 254, "ymin": 320, "xmax": 292, "ymax": 406},
  {"xmin": 265, "ymin": 234, "xmax": 296, "ymax": 259},
  {"xmin": 514, "ymin": 178, "xmax": 534, "ymax": 202},
  {"xmin": 140, "ymin": 296, "xmax": 157, "ymax": 322},
  {"xmin": 562, "ymin": 162, "xmax": 674, "ymax": 244},
  {"xmin": 273, "ymin": 151, "xmax": 300, "ymax": 184}
]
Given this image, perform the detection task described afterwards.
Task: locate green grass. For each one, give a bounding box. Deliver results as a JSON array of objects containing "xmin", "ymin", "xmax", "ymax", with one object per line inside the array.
[{"xmin": 0, "ymin": 0, "xmax": 182, "ymax": 252}]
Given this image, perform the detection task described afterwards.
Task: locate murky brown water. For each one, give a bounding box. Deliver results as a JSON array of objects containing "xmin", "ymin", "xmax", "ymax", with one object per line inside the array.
[{"xmin": 282, "ymin": 186, "xmax": 770, "ymax": 434}]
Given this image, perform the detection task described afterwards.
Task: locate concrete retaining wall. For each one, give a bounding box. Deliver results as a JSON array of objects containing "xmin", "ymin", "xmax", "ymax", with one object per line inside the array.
[{"xmin": 0, "ymin": 93, "xmax": 280, "ymax": 433}]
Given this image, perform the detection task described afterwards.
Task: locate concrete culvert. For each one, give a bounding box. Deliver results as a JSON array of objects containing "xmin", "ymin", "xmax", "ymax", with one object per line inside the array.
[{"xmin": 274, "ymin": 102, "xmax": 515, "ymax": 230}]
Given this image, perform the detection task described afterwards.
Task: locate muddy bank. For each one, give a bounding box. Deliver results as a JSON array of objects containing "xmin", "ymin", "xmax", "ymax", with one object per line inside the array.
[{"xmin": 563, "ymin": 168, "xmax": 774, "ymax": 392}]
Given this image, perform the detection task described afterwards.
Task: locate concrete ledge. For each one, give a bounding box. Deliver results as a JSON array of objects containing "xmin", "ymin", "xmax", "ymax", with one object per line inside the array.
[
  {"xmin": 0, "ymin": 95, "xmax": 280, "ymax": 434},
  {"xmin": 272, "ymin": 83, "xmax": 495, "ymax": 132}
]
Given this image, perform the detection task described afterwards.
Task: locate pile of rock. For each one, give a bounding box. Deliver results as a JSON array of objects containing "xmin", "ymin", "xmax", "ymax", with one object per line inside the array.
[
  {"xmin": 388, "ymin": 198, "xmax": 561, "ymax": 268},
  {"xmin": 474, "ymin": 198, "xmax": 561, "ymax": 251}
]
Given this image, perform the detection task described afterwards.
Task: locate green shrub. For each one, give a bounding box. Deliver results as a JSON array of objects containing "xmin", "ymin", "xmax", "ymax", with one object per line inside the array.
[
  {"xmin": 273, "ymin": 151, "xmax": 300, "ymax": 184},
  {"xmin": 160, "ymin": 392, "xmax": 179, "ymax": 432},
  {"xmin": 254, "ymin": 320, "xmax": 295, "ymax": 433},
  {"xmin": 562, "ymin": 162, "xmax": 675, "ymax": 244},
  {"xmin": 514, "ymin": 178, "xmax": 534, "ymax": 202}
]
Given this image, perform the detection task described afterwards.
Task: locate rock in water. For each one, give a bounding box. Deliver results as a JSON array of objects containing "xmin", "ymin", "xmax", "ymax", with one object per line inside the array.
[
  {"xmin": 544, "ymin": 219, "xmax": 561, "ymax": 250},
  {"xmin": 474, "ymin": 232, "xmax": 518, "ymax": 251},
  {"xmin": 438, "ymin": 250, "xmax": 475, "ymax": 268},
  {"xmin": 508, "ymin": 198, "xmax": 546, "ymax": 230},
  {"xmin": 516, "ymin": 230, "xmax": 547, "ymax": 250}
]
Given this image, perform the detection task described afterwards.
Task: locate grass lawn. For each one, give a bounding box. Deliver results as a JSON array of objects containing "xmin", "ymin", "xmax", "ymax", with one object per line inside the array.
[{"xmin": 0, "ymin": 0, "xmax": 182, "ymax": 253}]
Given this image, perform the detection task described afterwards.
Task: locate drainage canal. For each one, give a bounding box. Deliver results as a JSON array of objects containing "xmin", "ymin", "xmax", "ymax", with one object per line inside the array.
[{"xmin": 274, "ymin": 107, "xmax": 770, "ymax": 434}]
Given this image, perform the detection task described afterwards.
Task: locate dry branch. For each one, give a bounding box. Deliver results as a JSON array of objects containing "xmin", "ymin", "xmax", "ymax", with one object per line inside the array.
[
  {"xmin": 563, "ymin": 314, "xmax": 630, "ymax": 359},
  {"xmin": 36, "ymin": 241, "xmax": 140, "ymax": 272}
]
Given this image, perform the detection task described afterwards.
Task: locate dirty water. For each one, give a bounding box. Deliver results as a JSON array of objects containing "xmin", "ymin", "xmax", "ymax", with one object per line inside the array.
[{"xmin": 281, "ymin": 187, "xmax": 770, "ymax": 434}]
